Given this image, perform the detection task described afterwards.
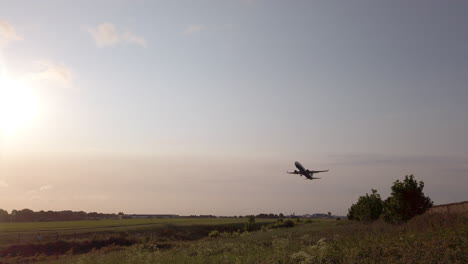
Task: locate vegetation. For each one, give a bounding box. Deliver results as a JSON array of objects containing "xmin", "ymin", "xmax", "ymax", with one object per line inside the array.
[
  {"xmin": 0, "ymin": 218, "xmax": 275, "ymax": 250},
  {"xmin": 0, "ymin": 209, "xmax": 118, "ymax": 222},
  {"xmin": 15, "ymin": 211, "xmax": 464, "ymax": 264},
  {"xmin": 347, "ymin": 189, "xmax": 383, "ymax": 222},
  {"xmin": 383, "ymin": 175, "xmax": 433, "ymax": 224},
  {"xmin": 348, "ymin": 175, "xmax": 433, "ymax": 223},
  {"xmin": 243, "ymin": 215, "xmax": 256, "ymax": 232}
]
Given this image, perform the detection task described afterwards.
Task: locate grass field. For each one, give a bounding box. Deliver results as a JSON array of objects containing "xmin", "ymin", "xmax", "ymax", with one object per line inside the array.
[
  {"xmin": 0, "ymin": 218, "xmax": 255, "ymax": 233},
  {"xmin": 0, "ymin": 212, "xmax": 466, "ymax": 264},
  {"xmin": 0, "ymin": 218, "xmax": 275, "ymax": 250},
  {"xmin": 42, "ymin": 213, "xmax": 468, "ymax": 264}
]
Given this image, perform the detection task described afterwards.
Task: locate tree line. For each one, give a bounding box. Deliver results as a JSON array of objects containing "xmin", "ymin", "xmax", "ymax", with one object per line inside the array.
[
  {"xmin": 347, "ymin": 175, "xmax": 433, "ymax": 224},
  {"xmin": 0, "ymin": 209, "xmax": 118, "ymax": 222}
]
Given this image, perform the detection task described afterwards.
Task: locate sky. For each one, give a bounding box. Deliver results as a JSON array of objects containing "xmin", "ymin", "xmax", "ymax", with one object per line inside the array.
[{"xmin": 0, "ymin": 0, "xmax": 467, "ymax": 216}]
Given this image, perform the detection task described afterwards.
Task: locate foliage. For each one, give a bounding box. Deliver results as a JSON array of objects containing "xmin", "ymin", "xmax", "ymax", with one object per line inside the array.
[
  {"xmin": 208, "ymin": 230, "xmax": 219, "ymax": 238},
  {"xmin": 269, "ymin": 218, "xmax": 296, "ymax": 229},
  {"xmin": 243, "ymin": 215, "xmax": 256, "ymax": 232},
  {"xmin": 0, "ymin": 208, "xmax": 117, "ymax": 222},
  {"xmin": 347, "ymin": 189, "xmax": 383, "ymax": 222},
  {"xmin": 0, "ymin": 209, "xmax": 8, "ymax": 222},
  {"xmin": 30, "ymin": 212, "xmax": 467, "ymax": 264},
  {"xmin": 383, "ymin": 175, "xmax": 433, "ymax": 224}
]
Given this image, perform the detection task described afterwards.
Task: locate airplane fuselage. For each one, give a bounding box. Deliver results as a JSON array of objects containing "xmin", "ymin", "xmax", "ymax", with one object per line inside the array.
[
  {"xmin": 289, "ymin": 161, "xmax": 328, "ymax": 180},
  {"xmin": 295, "ymin": 161, "xmax": 307, "ymax": 174}
]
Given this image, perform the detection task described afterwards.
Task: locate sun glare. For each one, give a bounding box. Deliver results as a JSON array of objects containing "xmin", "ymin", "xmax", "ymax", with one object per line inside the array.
[{"xmin": 0, "ymin": 77, "xmax": 40, "ymax": 136}]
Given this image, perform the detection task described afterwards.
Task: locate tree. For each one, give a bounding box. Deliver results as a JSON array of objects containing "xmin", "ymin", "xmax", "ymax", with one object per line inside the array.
[
  {"xmin": 0, "ymin": 209, "xmax": 8, "ymax": 222},
  {"xmin": 244, "ymin": 215, "xmax": 256, "ymax": 232},
  {"xmin": 347, "ymin": 189, "xmax": 383, "ymax": 222},
  {"xmin": 383, "ymin": 175, "xmax": 433, "ymax": 224}
]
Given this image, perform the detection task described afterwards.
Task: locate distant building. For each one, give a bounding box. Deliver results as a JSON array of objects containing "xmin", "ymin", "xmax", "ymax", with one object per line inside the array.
[
  {"xmin": 123, "ymin": 214, "xmax": 179, "ymax": 219},
  {"xmin": 300, "ymin": 213, "xmax": 339, "ymax": 219}
]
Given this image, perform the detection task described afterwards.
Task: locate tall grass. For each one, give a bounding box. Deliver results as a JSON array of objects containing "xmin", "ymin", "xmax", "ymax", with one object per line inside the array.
[{"xmin": 32, "ymin": 212, "xmax": 466, "ymax": 264}]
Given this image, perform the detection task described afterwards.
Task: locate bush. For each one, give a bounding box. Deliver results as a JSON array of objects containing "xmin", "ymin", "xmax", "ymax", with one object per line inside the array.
[
  {"xmin": 347, "ymin": 189, "xmax": 383, "ymax": 222},
  {"xmin": 383, "ymin": 175, "xmax": 433, "ymax": 224},
  {"xmin": 283, "ymin": 219, "xmax": 295, "ymax": 227},
  {"xmin": 208, "ymin": 230, "xmax": 219, "ymax": 238},
  {"xmin": 220, "ymin": 232, "xmax": 231, "ymax": 237},
  {"xmin": 244, "ymin": 215, "xmax": 256, "ymax": 232},
  {"xmin": 232, "ymin": 230, "xmax": 240, "ymax": 237}
]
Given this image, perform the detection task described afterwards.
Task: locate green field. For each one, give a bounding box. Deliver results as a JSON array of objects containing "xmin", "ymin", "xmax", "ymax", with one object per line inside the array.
[
  {"xmin": 0, "ymin": 217, "xmax": 275, "ymax": 249},
  {"xmin": 0, "ymin": 213, "xmax": 466, "ymax": 264},
  {"xmin": 43, "ymin": 213, "xmax": 467, "ymax": 264},
  {"xmin": 0, "ymin": 218, "xmax": 253, "ymax": 233}
]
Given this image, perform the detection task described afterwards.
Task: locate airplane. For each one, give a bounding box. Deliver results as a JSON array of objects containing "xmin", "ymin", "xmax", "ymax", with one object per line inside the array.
[{"xmin": 287, "ymin": 161, "xmax": 329, "ymax": 180}]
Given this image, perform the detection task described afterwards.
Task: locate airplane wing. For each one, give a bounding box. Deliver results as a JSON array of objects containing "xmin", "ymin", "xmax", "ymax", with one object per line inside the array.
[
  {"xmin": 311, "ymin": 170, "xmax": 329, "ymax": 173},
  {"xmin": 287, "ymin": 171, "xmax": 299, "ymax": 174}
]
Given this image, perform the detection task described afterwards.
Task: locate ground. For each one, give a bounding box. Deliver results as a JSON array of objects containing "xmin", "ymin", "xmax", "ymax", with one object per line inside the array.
[{"xmin": 0, "ymin": 212, "xmax": 466, "ymax": 264}]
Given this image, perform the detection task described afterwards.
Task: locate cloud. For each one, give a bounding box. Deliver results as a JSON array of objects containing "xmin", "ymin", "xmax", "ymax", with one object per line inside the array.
[
  {"xmin": 26, "ymin": 185, "xmax": 53, "ymax": 200},
  {"xmin": 27, "ymin": 60, "xmax": 73, "ymax": 84},
  {"xmin": 39, "ymin": 185, "xmax": 53, "ymax": 191},
  {"xmin": 0, "ymin": 20, "xmax": 21, "ymax": 47},
  {"xmin": 0, "ymin": 180, "xmax": 8, "ymax": 187},
  {"xmin": 326, "ymin": 153, "xmax": 468, "ymax": 168},
  {"xmin": 183, "ymin": 24, "xmax": 207, "ymax": 35},
  {"xmin": 88, "ymin": 23, "xmax": 146, "ymax": 47}
]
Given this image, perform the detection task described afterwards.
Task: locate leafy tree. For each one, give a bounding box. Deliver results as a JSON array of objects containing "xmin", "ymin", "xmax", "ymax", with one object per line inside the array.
[
  {"xmin": 244, "ymin": 215, "xmax": 256, "ymax": 232},
  {"xmin": 383, "ymin": 175, "xmax": 433, "ymax": 224},
  {"xmin": 0, "ymin": 209, "xmax": 8, "ymax": 222},
  {"xmin": 347, "ymin": 189, "xmax": 383, "ymax": 222},
  {"xmin": 16, "ymin": 209, "xmax": 35, "ymax": 222}
]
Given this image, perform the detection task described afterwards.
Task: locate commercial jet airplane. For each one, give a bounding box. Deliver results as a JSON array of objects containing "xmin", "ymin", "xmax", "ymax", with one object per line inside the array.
[{"xmin": 287, "ymin": 161, "xmax": 329, "ymax": 180}]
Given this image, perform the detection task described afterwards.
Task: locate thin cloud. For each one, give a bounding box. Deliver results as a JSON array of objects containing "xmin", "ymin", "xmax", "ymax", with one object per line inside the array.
[
  {"xmin": 88, "ymin": 23, "xmax": 146, "ymax": 47},
  {"xmin": 27, "ymin": 60, "xmax": 73, "ymax": 84},
  {"xmin": 26, "ymin": 185, "xmax": 53, "ymax": 200},
  {"xmin": 183, "ymin": 24, "xmax": 207, "ymax": 35},
  {"xmin": 327, "ymin": 153, "xmax": 468, "ymax": 167},
  {"xmin": 0, "ymin": 20, "xmax": 21, "ymax": 47},
  {"xmin": 39, "ymin": 185, "xmax": 53, "ymax": 191}
]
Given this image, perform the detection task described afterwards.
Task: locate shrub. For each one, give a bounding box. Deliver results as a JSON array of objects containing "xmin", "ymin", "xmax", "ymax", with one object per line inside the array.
[
  {"xmin": 347, "ymin": 189, "xmax": 383, "ymax": 222},
  {"xmin": 244, "ymin": 215, "xmax": 256, "ymax": 232},
  {"xmin": 208, "ymin": 230, "xmax": 219, "ymax": 238},
  {"xmin": 220, "ymin": 232, "xmax": 231, "ymax": 237},
  {"xmin": 283, "ymin": 219, "xmax": 295, "ymax": 228},
  {"xmin": 383, "ymin": 175, "xmax": 433, "ymax": 224}
]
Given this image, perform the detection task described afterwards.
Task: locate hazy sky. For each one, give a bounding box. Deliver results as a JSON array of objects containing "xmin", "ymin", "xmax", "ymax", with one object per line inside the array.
[{"xmin": 0, "ymin": 0, "xmax": 467, "ymax": 215}]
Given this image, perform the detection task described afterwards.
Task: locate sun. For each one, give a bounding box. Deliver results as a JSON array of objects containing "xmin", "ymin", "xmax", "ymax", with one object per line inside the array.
[{"xmin": 0, "ymin": 76, "xmax": 40, "ymax": 136}]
